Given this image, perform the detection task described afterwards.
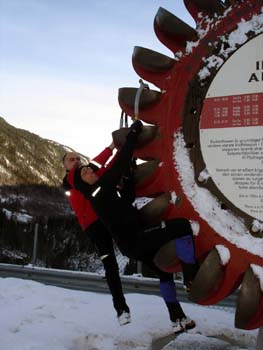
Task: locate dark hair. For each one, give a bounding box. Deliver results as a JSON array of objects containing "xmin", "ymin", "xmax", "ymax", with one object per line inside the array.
[{"xmin": 74, "ymin": 166, "xmax": 94, "ymax": 197}]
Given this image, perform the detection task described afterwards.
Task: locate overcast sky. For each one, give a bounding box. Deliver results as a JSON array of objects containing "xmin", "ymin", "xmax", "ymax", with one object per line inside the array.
[{"xmin": 0, "ymin": 0, "xmax": 194, "ymax": 157}]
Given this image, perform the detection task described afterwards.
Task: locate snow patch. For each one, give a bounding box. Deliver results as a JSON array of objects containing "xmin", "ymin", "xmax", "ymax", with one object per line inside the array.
[
  {"xmin": 252, "ymin": 220, "xmax": 263, "ymax": 233},
  {"xmin": 215, "ymin": 245, "xmax": 231, "ymax": 266},
  {"xmin": 191, "ymin": 8, "xmax": 263, "ymax": 80},
  {"xmin": 2, "ymin": 208, "xmax": 33, "ymax": 223},
  {"xmin": 198, "ymin": 168, "xmax": 210, "ymax": 183},
  {"xmin": 190, "ymin": 220, "xmax": 200, "ymax": 237},
  {"xmin": 170, "ymin": 191, "xmax": 178, "ymax": 205},
  {"xmin": 134, "ymin": 197, "xmax": 153, "ymax": 210}
]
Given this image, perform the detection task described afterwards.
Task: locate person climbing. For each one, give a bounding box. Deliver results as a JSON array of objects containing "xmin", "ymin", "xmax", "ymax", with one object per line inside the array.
[
  {"xmin": 66, "ymin": 120, "xmax": 199, "ymax": 334},
  {"xmin": 62, "ymin": 145, "xmax": 131, "ymax": 326}
]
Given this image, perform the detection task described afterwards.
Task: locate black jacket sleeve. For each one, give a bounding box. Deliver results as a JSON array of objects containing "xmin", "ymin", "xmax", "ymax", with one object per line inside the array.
[
  {"xmin": 74, "ymin": 121, "xmax": 142, "ymax": 198},
  {"xmin": 96, "ymin": 125, "xmax": 141, "ymax": 189}
]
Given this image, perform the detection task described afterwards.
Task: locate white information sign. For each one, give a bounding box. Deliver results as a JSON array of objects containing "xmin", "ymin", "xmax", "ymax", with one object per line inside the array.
[{"xmin": 200, "ymin": 34, "xmax": 263, "ymax": 221}]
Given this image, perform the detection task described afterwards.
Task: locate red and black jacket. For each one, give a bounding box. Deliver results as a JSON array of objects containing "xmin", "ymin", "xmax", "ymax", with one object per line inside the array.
[{"xmin": 64, "ymin": 147, "xmax": 115, "ymax": 231}]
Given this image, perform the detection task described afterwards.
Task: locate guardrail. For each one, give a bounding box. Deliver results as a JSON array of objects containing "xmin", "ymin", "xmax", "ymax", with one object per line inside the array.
[{"xmin": 0, "ymin": 263, "xmax": 237, "ymax": 308}]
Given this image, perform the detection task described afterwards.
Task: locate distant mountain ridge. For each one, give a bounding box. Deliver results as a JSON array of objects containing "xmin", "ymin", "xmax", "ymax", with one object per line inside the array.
[
  {"xmin": 0, "ymin": 116, "xmax": 90, "ymax": 218},
  {"xmin": 0, "ymin": 116, "xmax": 74, "ymax": 186}
]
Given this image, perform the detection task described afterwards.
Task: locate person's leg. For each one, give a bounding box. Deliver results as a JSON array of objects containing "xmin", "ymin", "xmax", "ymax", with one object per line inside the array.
[
  {"xmin": 138, "ymin": 219, "xmax": 199, "ymax": 285},
  {"xmin": 174, "ymin": 234, "xmax": 199, "ymax": 290},
  {"xmin": 147, "ymin": 262, "xmax": 196, "ymax": 333},
  {"xmin": 161, "ymin": 219, "xmax": 199, "ymax": 290},
  {"xmin": 159, "ymin": 271, "xmax": 186, "ymax": 321},
  {"xmin": 87, "ymin": 221, "xmax": 130, "ymax": 322},
  {"xmin": 101, "ymin": 254, "xmax": 129, "ymax": 313}
]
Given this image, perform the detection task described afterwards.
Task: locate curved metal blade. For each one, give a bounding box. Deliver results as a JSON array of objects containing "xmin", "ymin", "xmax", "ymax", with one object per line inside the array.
[
  {"xmin": 118, "ymin": 87, "xmax": 161, "ymax": 112},
  {"xmin": 134, "ymin": 160, "xmax": 160, "ymax": 185},
  {"xmin": 153, "ymin": 239, "xmax": 178, "ymax": 271},
  {"xmin": 189, "ymin": 248, "xmax": 225, "ymax": 302},
  {"xmin": 235, "ymin": 267, "xmax": 262, "ymax": 330},
  {"xmin": 154, "ymin": 7, "xmax": 197, "ymax": 52},
  {"xmin": 112, "ymin": 126, "xmax": 159, "ymax": 149},
  {"xmin": 133, "ymin": 46, "xmax": 175, "ymax": 73},
  {"xmin": 139, "ymin": 192, "xmax": 171, "ymax": 226}
]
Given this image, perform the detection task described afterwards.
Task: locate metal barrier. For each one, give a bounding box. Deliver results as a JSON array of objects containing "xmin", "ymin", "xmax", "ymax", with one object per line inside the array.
[{"xmin": 0, "ymin": 263, "xmax": 237, "ymax": 308}]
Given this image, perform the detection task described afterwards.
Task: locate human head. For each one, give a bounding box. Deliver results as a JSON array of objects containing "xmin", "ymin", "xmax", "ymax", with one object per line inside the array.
[
  {"xmin": 63, "ymin": 152, "xmax": 81, "ymax": 171},
  {"xmin": 79, "ymin": 165, "xmax": 99, "ymax": 185}
]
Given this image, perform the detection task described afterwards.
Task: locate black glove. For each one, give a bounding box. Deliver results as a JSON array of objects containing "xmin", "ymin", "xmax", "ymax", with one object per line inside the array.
[
  {"xmin": 130, "ymin": 120, "xmax": 143, "ymax": 135},
  {"xmin": 126, "ymin": 120, "xmax": 143, "ymax": 145}
]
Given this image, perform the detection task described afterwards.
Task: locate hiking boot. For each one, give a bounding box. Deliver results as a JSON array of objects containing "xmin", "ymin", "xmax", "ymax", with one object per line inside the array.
[{"xmin": 117, "ymin": 311, "xmax": 131, "ymax": 326}]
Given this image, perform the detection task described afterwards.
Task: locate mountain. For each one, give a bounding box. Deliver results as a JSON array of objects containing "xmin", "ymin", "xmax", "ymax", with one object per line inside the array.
[
  {"xmin": 0, "ymin": 117, "xmax": 91, "ymax": 268},
  {"xmin": 0, "ymin": 116, "xmax": 83, "ymax": 217},
  {"xmin": 0, "ymin": 116, "xmax": 73, "ymax": 186}
]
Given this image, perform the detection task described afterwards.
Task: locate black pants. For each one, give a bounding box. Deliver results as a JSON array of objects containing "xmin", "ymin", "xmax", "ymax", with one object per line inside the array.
[
  {"xmin": 127, "ymin": 218, "xmax": 194, "ymax": 263},
  {"xmin": 87, "ymin": 220, "xmax": 129, "ymax": 314}
]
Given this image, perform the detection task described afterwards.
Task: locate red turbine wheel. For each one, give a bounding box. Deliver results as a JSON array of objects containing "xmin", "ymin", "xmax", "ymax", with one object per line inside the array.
[{"xmin": 115, "ymin": 0, "xmax": 263, "ymax": 330}]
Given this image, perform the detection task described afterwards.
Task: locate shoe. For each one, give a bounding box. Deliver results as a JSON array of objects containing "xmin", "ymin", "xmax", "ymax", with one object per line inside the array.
[
  {"xmin": 171, "ymin": 317, "xmax": 196, "ymax": 334},
  {"xmin": 180, "ymin": 316, "xmax": 196, "ymax": 330},
  {"xmin": 117, "ymin": 311, "xmax": 131, "ymax": 326},
  {"xmin": 171, "ymin": 319, "xmax": 184, "ymax": 334}
]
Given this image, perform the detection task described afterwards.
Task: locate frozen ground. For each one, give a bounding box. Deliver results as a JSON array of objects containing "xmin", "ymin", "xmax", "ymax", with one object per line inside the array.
[{"xmin": 0, "ymin": 277, "xmax": 258, "ymax": 350}]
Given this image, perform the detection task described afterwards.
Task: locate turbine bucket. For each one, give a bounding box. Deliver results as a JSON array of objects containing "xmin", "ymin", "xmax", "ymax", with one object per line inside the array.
[
  {"xmin": 235, "ymin": 267, "xmax": 263, "ymax": 330},
  {"xmin": 134, "ymin": 160, "xmax": 160, "ymax": 186},
  {"xmin": 118, "ymin": 87, "xmax": 161, "ymax": 119},
  {"xmin": 154, "ymin": 7, "xmax": 197, "ymax": 53},
  {"xmin": 139, "ymin": 192, "xmax": 171, "ymax": 226},
  {"xmin": 112, "ymin": 126, "xmax": 158, "ymax": 149},
  {"xmin": 133, "ymin": 137, "xmax": 162, "ymax": 162},
  {"xmin": 135, "ymin": 161, "xmax": 168, "ymax": 198},
  {"xmin": 189, "ymin": 248, "xmax": 224, "ymax": 303},
  {"xmin": 133, "ymin": 47, "xmax": 174, "ymax": 73},
  {"xmin": 153, "ymin": 239, "xmax": 179, "ymax": 271},
  {"xmin": 132, "ymin": 46, "xmax": 175, "ymax": 90},
  {"xmin": 118, "ymin": 87, "xmax": 163, "ymax": 124}
]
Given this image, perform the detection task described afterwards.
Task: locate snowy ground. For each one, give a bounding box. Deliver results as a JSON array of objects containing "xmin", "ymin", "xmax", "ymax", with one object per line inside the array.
[{"xmin": 0, "ymin": 277, "xmax": 258, "ymax": 350}]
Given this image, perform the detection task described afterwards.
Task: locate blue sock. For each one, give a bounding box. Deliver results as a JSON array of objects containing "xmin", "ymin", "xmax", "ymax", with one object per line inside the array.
[
  {"xmin": 174, "ymin": 235, "xmax": 196, "ymax": 264},
  {"xmin": 160, "ymin": 280, "xmax": 178, "ymax": 303}
]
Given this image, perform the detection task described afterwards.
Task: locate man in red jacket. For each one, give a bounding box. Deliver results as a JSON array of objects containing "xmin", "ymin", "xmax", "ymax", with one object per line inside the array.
[{"xmin": 63, "ymin": 144, "xmax": 131, "ymax": 326}]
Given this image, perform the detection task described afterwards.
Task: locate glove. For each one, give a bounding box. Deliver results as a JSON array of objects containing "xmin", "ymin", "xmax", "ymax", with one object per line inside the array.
[{"xmin": 130, "ymin": 120, "xmax": 143, "ymax": 135}]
